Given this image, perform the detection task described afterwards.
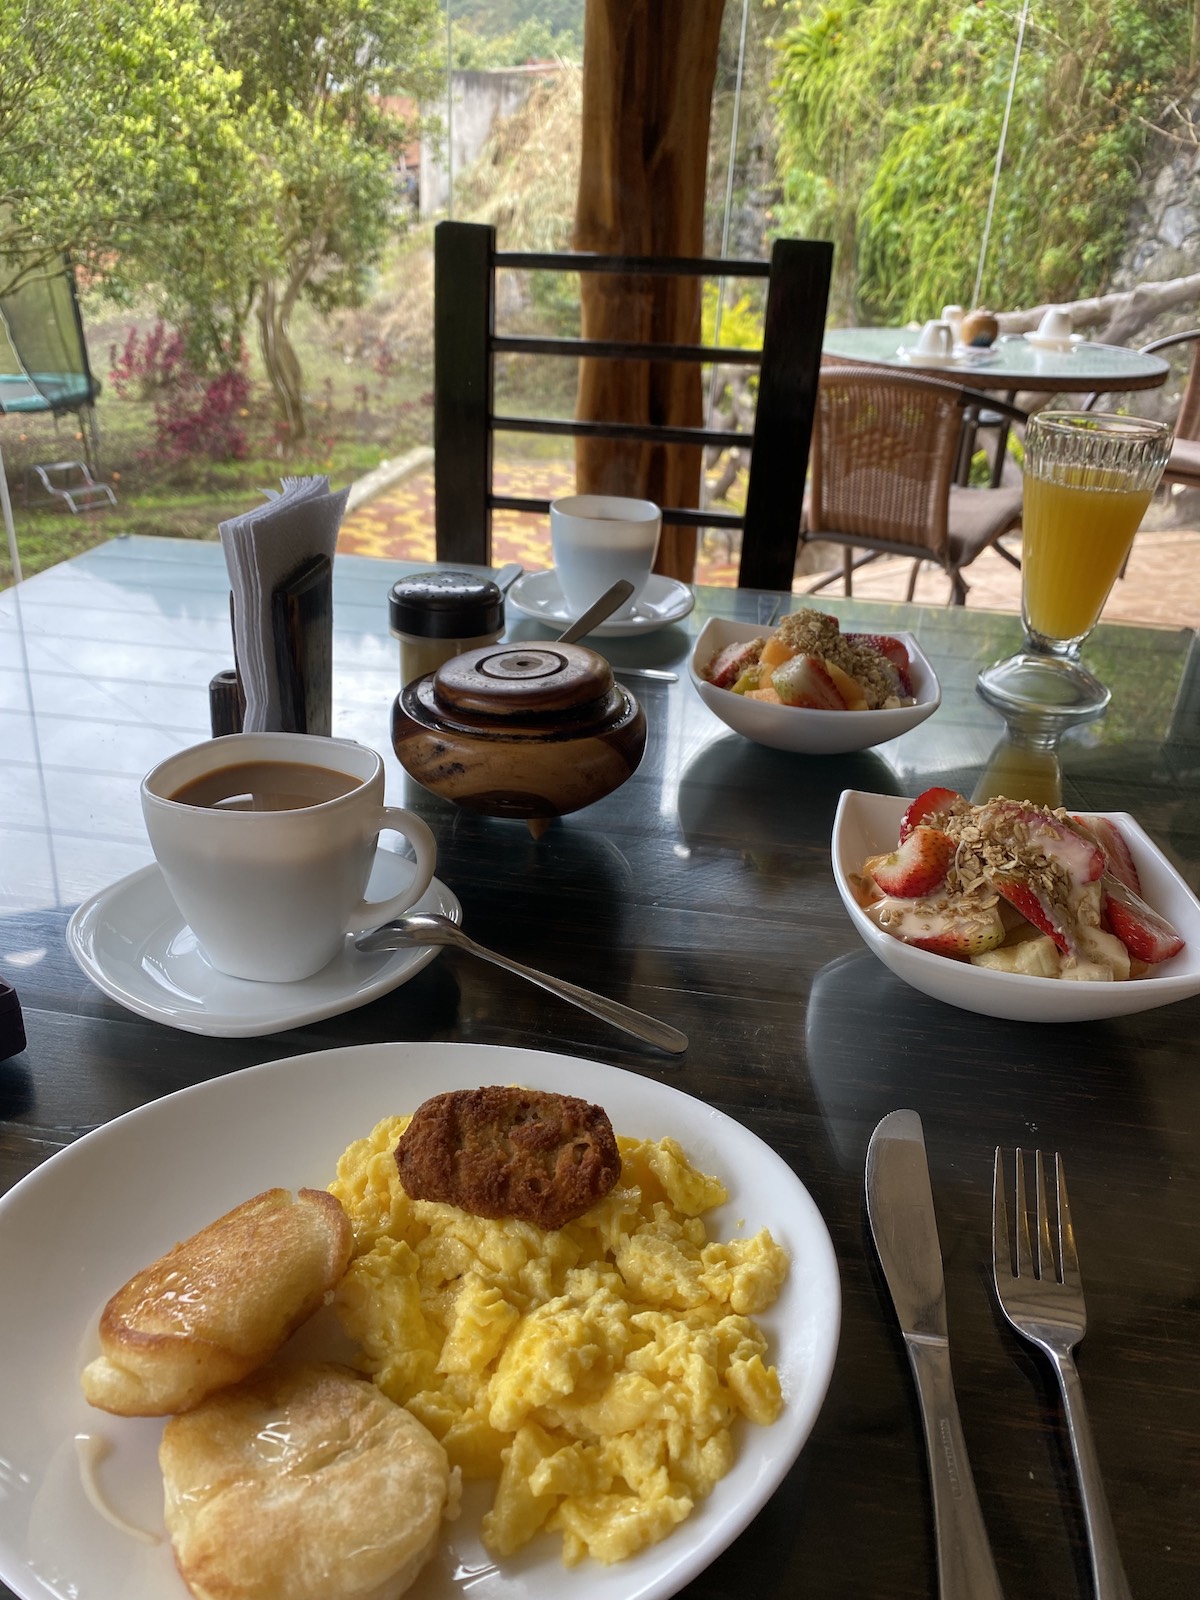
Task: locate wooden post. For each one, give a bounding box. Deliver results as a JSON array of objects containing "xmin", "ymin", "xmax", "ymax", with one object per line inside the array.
[{"xmin": 573, "ymin": 0, "xmax": 726, "ymax": 582}]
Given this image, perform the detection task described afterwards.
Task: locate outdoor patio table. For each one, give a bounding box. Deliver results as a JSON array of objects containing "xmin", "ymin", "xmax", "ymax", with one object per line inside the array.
[
  {"xmin": 822, "ymin": 325, "xmax": 1171, "ymax": 395},
  {"xmin": 1, "ymin": 536, "xmax": 1198, "ymax": 1600}
]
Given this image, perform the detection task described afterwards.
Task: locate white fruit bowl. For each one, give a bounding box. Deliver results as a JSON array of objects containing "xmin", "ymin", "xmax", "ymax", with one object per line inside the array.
[
  {"xmin": 688, "ymin": 617, "xmax": 940, "ymax": 755},
  {"xmin": 831, "ymin": 789, "xmax": 1200, "ymax": 1023}
]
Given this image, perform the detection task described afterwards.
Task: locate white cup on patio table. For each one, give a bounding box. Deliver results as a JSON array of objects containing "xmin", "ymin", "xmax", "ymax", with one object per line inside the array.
[
  {"xmin": 1037, "ymin": 306, "xmax": 1073, "ymax": 342},
  {"xmin": 140, "ymin": 731, "xmax": 437, "ymax": 983},
  {"xmin": 940, "ymin": 304, "xmax": 965, "ymax": 342},
  {"xmin": 549, "ymin": 494, "xmax": 663, "ymax": 621},
  {"xmin": 915, "ymin": 319, "xmax": 954, "ymax": 357}
]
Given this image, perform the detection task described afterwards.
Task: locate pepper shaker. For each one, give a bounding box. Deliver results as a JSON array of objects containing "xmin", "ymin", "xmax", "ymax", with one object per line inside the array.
[{"xmin": 389, "ymin": 570, "xmax": 506, "ymax": 687}]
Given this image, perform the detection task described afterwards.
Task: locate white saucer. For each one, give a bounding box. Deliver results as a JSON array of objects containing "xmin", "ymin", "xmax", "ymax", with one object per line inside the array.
[
  {"xmin": 66, "ymin": 852, "xmax": 462, "ymax": 1038},
  {"xmin": 1024, "ymin": 331, "xmax": 1084, "ymax": 352},
  {"xmin": 507, "ymin": 569, "xmax": 695, "ymax": 636},
  {"xmin": 896, "ymin": 345, "xmax": 997, "ymax": 368}
]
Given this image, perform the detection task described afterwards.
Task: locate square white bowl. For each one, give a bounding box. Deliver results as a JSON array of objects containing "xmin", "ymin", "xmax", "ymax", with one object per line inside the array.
[
  {"xmin": 831, "ymin": 789, "xmax": 1200, "ymax": 1022},
  {"xmin": 688, "ymin": 617, "xmax": 940, "ymax": 754}
]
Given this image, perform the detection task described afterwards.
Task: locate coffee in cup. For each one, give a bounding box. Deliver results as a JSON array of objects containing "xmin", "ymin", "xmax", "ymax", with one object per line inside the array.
[
  {"xmin": 550, "ymin": 495, "xmax": 663, "ymax": 621},
  {"xmin": 141, "ymin": 732, "xmax": 437, "ymax": 983}
]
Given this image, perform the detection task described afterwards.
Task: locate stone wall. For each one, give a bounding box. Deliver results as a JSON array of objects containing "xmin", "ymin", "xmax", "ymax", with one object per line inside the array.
[
  {"xmin": 1106, "ymin": 113, "xmax": 1200, "ymax": 430},
  {"xmin": 1115, "ymin": 113, "xmax": 1200, "ymax": 292},
  {"xmin": 420, "ymin": 66, "xmax": 560, "ymax": 219}
]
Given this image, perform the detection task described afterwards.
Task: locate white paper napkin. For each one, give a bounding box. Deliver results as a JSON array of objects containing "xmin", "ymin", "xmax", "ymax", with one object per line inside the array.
[{"xmin": 218, "ymin": 476, "xmax": 348, "ymax": 732}]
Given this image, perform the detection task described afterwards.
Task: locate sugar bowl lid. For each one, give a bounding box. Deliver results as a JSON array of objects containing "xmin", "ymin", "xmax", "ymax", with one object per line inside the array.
[{"xmin": 431, "ymin": 642, "xmax": 617, "ymax": 722}]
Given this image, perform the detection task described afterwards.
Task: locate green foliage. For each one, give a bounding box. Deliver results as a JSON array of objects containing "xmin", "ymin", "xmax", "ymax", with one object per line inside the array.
[
  {"xmin": 452, "ymin": 0, "xmax": 583, "ymax": 52},
  {"xmin": 771, "ymin": 0, "xmax": 1189, "ymax": 322},
  {"xmin": 0, "ymin": 0, "xmax": 247, "ymax": 300},
  {"xmin": 702, "ymin": 283, "xmax": 766, "ymax": 349},
  {"xmin": 452, "ymin": 18, "xmax": 579, "ymax": 69},
  {"xmin": 1, "ymin": 0, "xmax": 446, "ymax": 433}
]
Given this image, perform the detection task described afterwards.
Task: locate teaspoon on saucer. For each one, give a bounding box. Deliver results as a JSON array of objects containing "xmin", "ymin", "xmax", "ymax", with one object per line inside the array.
[
  {"xmin": 556, "ymin": 579, "xmax": 636, "ymax": 644},
  {"xmin": 355, "ymin": 912, "xmax": 687, "ymax": 1055}
]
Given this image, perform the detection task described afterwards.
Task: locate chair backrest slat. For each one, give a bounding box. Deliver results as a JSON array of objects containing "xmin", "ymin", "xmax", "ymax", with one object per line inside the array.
[{"xmin": 433, "ymin": 220, "xmax": 832, "ymax": 586}]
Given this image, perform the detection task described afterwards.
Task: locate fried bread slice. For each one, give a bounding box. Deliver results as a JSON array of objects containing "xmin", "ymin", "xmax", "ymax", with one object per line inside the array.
[
  {"xmin": 394, "ymin": 1085, "xmax": 621, "ymax": 1229},
  {"xmin": 81, "ymin": 1187, "xmax": 352, "ymax": 1416},
  {"xmin": 160, "ymin": 1361, "xmax": 457, "ymax": 1600}
]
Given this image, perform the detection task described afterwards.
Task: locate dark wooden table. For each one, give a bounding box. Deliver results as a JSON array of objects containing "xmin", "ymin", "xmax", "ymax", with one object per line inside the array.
[{"xmin": 2, "ymin": 537, "xmax": 1198, "ymax": 1600}]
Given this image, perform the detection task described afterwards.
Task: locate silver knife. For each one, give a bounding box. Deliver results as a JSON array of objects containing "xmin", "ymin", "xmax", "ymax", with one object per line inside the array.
[{"xmin": 866, "ymin": 1110, "xmax": 1005, "ymax": 1600}]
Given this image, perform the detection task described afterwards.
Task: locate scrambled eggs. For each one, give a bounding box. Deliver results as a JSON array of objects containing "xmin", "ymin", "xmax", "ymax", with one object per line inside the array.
[{"xmin": 329, "ymin": 1114, "xmax": 788, "ymax": 1566}]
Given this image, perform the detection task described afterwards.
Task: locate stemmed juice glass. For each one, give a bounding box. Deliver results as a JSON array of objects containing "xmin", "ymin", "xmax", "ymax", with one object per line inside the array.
[{"xmin": 977, "ymin": 410, "xmax": 1172, "ymax": 719}]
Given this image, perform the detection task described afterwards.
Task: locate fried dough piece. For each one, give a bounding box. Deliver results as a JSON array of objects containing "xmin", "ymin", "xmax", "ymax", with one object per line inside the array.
[
  {"xmin": 395, "ymin": 1086, "xmax": 621, "ymax": 1229},
  {"xmin": 161, "ymin": 1361, "xmax": 458, "ymax": 1600},
  {"xmin": 81, "ymin": 1187, "xmax": 352, "ymax": 1417}
]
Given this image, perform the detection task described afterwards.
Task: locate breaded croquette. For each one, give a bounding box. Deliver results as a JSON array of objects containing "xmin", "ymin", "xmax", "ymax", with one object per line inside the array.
[{"xmin": 394, "ymin": 1085, "xmax": 621, "ymax": 1229}]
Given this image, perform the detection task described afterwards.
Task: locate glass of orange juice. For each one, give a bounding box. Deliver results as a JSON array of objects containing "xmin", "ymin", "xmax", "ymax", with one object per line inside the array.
[{"xmin": 978, "ymin": 411, "xmax": 1172, "ymax": 719}]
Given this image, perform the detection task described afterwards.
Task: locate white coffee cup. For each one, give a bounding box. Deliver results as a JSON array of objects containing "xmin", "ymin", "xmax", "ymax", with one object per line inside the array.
[
  {"xmin": 940, "ymin": 304, "xmax": 965, "ymax": 339},
  {"xmin": 550, "ymin": 494, "xmax": 662, "ymax": 621},
  {"xmin": 1037, "ymin": 306, "xmax": 1072, "ymax": 341},
  {"xmin": 141, "ymin": 732, "xmax": 437, "ymax": 983},
  {"xmin": 916, "ymin": 319, "xmax": 953, "ymax": 356}
]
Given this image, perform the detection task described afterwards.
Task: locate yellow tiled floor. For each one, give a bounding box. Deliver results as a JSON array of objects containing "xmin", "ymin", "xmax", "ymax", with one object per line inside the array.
[{"xmin": 338, "ymin": 460, "xmax": 1199, "ymax": 629}]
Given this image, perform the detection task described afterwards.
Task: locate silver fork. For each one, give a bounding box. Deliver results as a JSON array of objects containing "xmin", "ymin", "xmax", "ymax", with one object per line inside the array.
[{"xmin": 992, "ymin": 1149, "xmax": 1132, "ymax": 1600}]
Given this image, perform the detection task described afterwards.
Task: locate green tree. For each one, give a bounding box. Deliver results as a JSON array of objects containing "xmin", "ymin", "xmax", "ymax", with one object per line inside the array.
[
  {"xmin": 2, "ymin": 0, "xmax": 446, "ymax": 439},
  {"xmin": 194, "ymin": 0, "xmax": 445, "ymax": 439},
  {"xmin": 772, "ymin": 0, "xmax": 1188, "ymax": 324},
  {"xmin": 0, "ymin": 0, "xmax": 245, "ymax": 299}
]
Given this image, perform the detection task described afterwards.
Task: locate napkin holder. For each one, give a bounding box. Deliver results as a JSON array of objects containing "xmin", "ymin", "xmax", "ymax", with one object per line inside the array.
[{"xmin": 209, "ymin": 552, "xmax": 333, "ymax": 737}]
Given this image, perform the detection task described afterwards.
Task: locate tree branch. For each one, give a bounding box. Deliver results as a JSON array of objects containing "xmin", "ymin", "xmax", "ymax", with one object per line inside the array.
[{"xmin": 996, "ymin": 274, "xmax": 1200, "ymax": 346}]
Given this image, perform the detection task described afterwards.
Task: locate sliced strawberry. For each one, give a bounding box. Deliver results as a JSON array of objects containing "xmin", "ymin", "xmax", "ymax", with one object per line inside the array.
[
  {"xmin": 899, "ymin": 786, "xmax": 963, "ymax": 841},
  {"xmin": 1073, "ymin": 814, "xmax": 1141, "ymax": 894},
  {"xmin": 847, "ymin": 632, "xmax": 914, "ymax": 695},
  {"xmin": 869, "ymin": 826, "xmax": 955, "ymax": 898},
  {"xmin": 988, "ymin": 801, "xmax": 1105, "ymax": 886},
  {"xmin": 1102, "ymin": 878, "xmax": 1184, "ymax": 964},
  {"xmin": 869, "ymin": 896, "xmax": 1006, "ymax": 958},
  {"xmin": 771, "ymin": 654, "xmax": 846, "ymax": 709},
  {"xmin": 991, "ymin": 873, "xmax": 1076, "ymax": 955},
  {"xmin": 706, "ymin": 638, "xmax": 764, "ymax": 689}
]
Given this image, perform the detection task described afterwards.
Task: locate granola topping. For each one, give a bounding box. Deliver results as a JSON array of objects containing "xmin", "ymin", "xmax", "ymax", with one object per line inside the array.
[
  {"xmin": 701, "ymin": 608, "xmax": 915, "ymax": 710},
  {"xmin": 854, "ymin": 789, "xmax": 1184, "ymax": 981}
]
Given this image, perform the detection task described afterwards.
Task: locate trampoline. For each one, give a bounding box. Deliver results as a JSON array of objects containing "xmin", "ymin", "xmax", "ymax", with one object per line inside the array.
[{"xmin": 1, "ymin": 254, "xmax": 103, "ymax": 583}]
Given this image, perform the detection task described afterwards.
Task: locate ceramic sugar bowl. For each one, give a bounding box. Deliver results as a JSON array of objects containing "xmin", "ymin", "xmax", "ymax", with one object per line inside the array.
[{"xmin": 392, "ymin": 641, "xmax": 646, "ymax": 834}]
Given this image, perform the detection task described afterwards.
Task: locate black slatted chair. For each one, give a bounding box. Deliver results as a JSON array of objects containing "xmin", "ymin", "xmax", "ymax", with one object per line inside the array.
[{"xmin": 433, "ymin": 220, "xmax": 832, "ymax": 591}]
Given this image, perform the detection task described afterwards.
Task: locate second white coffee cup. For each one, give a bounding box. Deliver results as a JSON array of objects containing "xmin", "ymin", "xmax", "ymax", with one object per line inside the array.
[
  {"xmin": 1037, "ymin": 306, "xmax": 1073, "ymax": 341},
  {"xmin": 141, "ymin": 732, "xmax": 437, "ymax": 983},
  {"xmin": 916, "ymin": 319, "xmax": 953, "ymax": 357},
  {"xmin": 550, "ymin": 494, "xmax": 662, "ymax": 621}
]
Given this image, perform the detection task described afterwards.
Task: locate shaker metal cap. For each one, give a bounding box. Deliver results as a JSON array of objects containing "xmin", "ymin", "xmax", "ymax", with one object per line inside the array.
[{"xmin": 388, "ymin": 570, "xmax": 505, "ymax": 639}]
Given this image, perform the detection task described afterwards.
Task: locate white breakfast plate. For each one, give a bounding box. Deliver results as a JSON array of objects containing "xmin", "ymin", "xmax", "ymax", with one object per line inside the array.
[
  {"xmin": 0, "ymin": 1041, "xmax": 840, "ymax": 1600},
  {"xmin": 832, "ymin": 789, "xmax": 1200, "ymax": 1022},
  {"xmin": 688, "ymin": 615, "xmax": 941, "ymax": 754},
  {"xmin": 66, "ymin": 852, "xmax": 462, "ymax": 1037},
  {"xmin": 1023, "ymin": 331, "xmax": 1085, "ymax": 352},
  {"xmin": 507, "ymin": 570, "xmax": 695, "ymax": 636}
]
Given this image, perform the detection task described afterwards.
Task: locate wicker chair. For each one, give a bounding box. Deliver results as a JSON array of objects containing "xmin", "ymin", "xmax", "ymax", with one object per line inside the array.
[
  {"xmin": 800, "ymin": 365, "xmax": 1026, "ymax": 604},
  {"xmin": 1083, "ymin": 329, "xmax": 1200, "ymax": 491}
]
